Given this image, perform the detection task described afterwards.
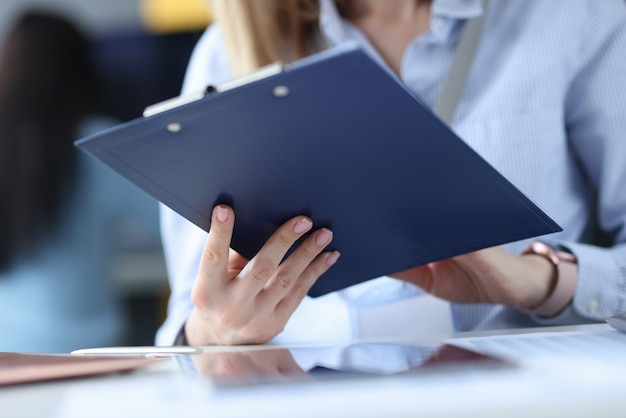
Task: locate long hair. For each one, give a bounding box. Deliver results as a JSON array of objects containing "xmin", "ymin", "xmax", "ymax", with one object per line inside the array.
[
  {"xmin": 210, "ymin": 0, "xmax": 321, "ymax": 76},
  {"xmin": 0, "ymin": 10, "xmax": 97, "ymax": 270}
]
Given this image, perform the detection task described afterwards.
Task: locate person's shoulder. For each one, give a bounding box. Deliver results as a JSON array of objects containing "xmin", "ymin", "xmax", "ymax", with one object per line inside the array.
[
  {"xmin": 518, "ymin": 0, "xmax": 626, "ymax": 49},
  {"xmin": 182, "ymin": 23, "xmax": 233, "ymax": 94},
  {"xmin": 576, "ymin": 0, "xmax": 626, "ymax": 54},
  {"xmin": 589, "ymin": 0, "xmax": 626, "ymax": 16},
  {"xmin": 196, "ymin": 23, "xmax": 225, "ymax": 52},
  {"xmin": 559, "ymin": 0, "xmax": 626, "ymax": 29},
  {"xmin": 508, "ymin": 0, "xmax": 625, "ymax": 24}
]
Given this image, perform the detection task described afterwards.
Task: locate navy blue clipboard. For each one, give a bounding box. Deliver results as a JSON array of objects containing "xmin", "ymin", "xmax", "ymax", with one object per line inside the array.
[{"xmin": 75, "ymin": 43, "xmax": 561, "ymax": 297}]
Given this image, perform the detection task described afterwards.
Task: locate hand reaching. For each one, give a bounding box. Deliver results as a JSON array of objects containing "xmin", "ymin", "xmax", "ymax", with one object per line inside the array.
[
  {"xmin": 185, "ymin": 205, "xmax": 340, "ymax": 345},
  {"xmin": 391, "ymin": 246, "xmax": 556, "ymax": 310}
]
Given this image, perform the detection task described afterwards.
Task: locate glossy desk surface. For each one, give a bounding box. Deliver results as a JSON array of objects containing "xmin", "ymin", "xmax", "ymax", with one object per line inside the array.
[{"xmin": 2, "ymin": 324, "xmax": 625, "ymax": 418}]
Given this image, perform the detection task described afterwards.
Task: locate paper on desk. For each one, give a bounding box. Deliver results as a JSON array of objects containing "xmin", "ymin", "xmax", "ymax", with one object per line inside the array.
[{"xmin": 448, "ymin": 326, "xmax": 626, "ymax": 366}]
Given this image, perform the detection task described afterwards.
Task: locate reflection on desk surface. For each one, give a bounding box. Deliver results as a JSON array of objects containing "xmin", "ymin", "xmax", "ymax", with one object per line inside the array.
[
  {"xmin": 3, "ymin": 326, "xmax": 626, "ymax": 418},
  {"xmin": 177, "ymin": 341, "xmax": 513, "ymax": 387}
]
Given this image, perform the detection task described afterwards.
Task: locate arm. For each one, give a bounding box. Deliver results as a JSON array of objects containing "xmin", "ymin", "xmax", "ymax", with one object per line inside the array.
[
  {"xmin": 155, "ymin": 26, "xmax": 340, "ymax": 345},
  {"xmin": 394, "ymin": 0, "xmax": 626, "ymax": 324},
  {"xmin": 549, "ymin": 0, "xmax": 626, "ymax": 323}
]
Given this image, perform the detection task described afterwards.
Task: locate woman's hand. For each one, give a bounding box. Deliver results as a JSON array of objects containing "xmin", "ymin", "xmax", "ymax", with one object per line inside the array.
[
  {"xmin": 185, "ymin": 205, "xmax": 340, "ymax": 346},
  {"xmin": 391, "ymin": 246, "xmax": 556, "ymax": 310}
]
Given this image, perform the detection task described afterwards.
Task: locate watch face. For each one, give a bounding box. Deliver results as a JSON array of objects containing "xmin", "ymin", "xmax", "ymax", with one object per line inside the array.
[
  {"xmin": 527, "ymin": 242, "xmax": 576, "ymax": 264},
  {"xmin": 528, "ymin": 242, "xmax": 558, "ymax": 264}
]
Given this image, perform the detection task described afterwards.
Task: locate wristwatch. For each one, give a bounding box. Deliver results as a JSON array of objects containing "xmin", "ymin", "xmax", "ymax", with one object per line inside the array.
[{"xmin": 521, "ymin": 241, "xmax": 578, "ymax": 317}]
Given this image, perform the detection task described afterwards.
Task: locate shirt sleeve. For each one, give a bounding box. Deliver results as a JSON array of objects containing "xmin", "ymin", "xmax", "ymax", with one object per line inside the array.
[{"xmin": 529, "ymin": 0, "xmax": 626, "ymax": 325}]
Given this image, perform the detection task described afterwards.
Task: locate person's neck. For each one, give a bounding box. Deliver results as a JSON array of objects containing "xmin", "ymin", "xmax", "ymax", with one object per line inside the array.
[
  {"xmin": 339, "ymin": 0, "xmax": 433, "ymax": 75},
  {"xmin": 339, "ymin": 0, "xmax": 431, "ymax": 22}
]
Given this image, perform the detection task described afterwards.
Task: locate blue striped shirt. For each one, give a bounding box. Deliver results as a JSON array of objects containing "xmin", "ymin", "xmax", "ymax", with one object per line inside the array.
[{"xmin": 157, "ymin": 0, "xmax": 626, "ymax": 344}]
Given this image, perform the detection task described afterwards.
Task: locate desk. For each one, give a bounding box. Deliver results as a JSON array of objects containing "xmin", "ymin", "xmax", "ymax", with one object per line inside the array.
[{"xmin": 2, "ymin": 324, "xmax": 625, "ymax": 418}]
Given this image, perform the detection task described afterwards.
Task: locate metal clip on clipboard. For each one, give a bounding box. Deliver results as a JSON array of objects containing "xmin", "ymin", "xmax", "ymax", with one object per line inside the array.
[{"xmin": 143, "ymin": 62, "xmax": 284, "ymax": 118}]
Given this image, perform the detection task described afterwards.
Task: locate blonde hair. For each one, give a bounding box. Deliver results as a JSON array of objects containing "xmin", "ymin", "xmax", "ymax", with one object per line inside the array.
[{"xmin": 210, "ymin": 0, "xmax": 320, "ymax": 76}]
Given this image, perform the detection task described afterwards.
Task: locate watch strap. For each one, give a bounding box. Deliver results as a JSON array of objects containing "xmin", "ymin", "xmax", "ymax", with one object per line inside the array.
[{"xmin": 521, "ymin": 242, "xmax": 578, "ymax": 317}]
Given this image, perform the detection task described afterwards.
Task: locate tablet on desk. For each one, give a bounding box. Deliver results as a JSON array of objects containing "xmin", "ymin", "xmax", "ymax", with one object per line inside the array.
[
  {"xmin": 75, "ymin": 42, "xmax": 561, "ymax": 297},
  {"xmin": 175, "ymin": 341, "xmax": 513, "ymax": 387}
]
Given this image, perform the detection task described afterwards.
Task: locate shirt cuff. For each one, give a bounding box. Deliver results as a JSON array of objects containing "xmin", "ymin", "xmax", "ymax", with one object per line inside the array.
[{"xmin": 174, "ymin": 323, "xmax": 189, "ymax": 346}]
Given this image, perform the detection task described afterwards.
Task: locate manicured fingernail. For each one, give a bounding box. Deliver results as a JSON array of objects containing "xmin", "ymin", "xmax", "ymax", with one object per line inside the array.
[
  {"xmin": 326, "ymin": 251, "xmax": 341, "ymax": 266},
  {"xmin": 315, "ymin": 228, "xmax": 333, "ymax": 246},
  {"xmin": 216, "ymin": 205, "xmax": 228, "ymax": 222},
  {"xmin": 294, "ymin": 218, "xmax": 313, "ymax": 234}
]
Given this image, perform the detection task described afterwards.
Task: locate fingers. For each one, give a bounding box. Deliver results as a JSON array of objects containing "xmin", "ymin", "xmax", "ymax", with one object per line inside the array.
[
  {"xmin": 262, "ymin": 227, "xmax": 338, "ymax": 303},
  {"xmin": 190, "ymin": 205, "xmax": 340, "ymax": 345},
  {"xmin": 235, "ymin": 216, "xmax": 315, "ymax": 296},
  {"xmin": 195, "ymin": 205, "xmax": 235, "ymax": 295},
  {"xmin": 198, "ymin": 204, "xmax": 338, "ymax": 309},
  {"xmin": 275, "ymin": 249, "xmax": 341, "ymax": 319}
]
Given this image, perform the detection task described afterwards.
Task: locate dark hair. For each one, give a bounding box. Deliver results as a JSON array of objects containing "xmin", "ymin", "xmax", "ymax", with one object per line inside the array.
[{"xmin": 0, "ymin": 10, "xmax": 97, "ymax": 270}]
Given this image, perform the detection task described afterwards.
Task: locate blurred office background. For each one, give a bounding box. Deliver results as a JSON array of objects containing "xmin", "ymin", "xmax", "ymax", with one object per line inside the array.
[
  {"xmin": 1, "ymin": 0, "xmax": 211, "ymax": 121},
  {"xmin": 0, "ymin": 0, "xmax": 211, "ymax": 348}
]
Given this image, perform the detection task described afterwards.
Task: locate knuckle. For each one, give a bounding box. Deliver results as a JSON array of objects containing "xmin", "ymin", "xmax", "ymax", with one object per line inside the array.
[
  {"xmin": 255, "ymin": 330, "xmax": 272, "ymax": 344},
  {"xmin": 202, "ymin": 246, "xmax": 223, "ymax": 264},
  {"xmin": 190, "ymin": 282, "xmax": 210, "ymax": 308},
  {"xmin": 277, "ymin": 231, "xmax": 295, "ymax": 248},
  {"xmin": 235, "ymin": 322, "xmax": 277, "ymax": 345},
  {"xmin": 274, "ymin": 271, "xmax": 295, "ymax": 290},
  {"xmin": 215, "ymin": 310, "xmax": 238, "ymax": 329},
  {"xmin": 190, "ymin": 290, "xmax": 205, "ymax": 308},
  {"xmin": 306, "ymin": 257, "xmax": 328, "ymax": 277},
  {"xmin": 292, "ymin": 286, "xmax": 309, "ymax": 303},
  {"xmin": 270, "ymin": 325, "xmax": 284, "ymax": 340},
  {"xmin": 249, "ymin": 263, "xmax": 272, "ymax": 283},
  {"xmin": 260, "ymin": 324, "xmax": 283, "ymax": 343},
  {"xmin": 299, "ymin": 242, "xmax": 320, "ymax": 259}
]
